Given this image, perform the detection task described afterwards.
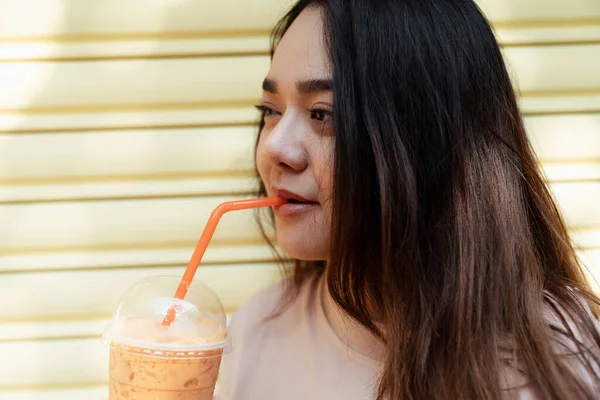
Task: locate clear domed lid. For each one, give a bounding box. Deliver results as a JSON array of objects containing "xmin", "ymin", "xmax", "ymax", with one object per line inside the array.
[{"xmin": 103, "ymin": 275, "xmax": 230, "ymax": 354}]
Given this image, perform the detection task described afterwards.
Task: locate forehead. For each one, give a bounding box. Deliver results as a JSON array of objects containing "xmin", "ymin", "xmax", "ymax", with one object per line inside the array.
[{"xmin": 269, "ymin": 7, "xmax": 330, "ymax": 82}]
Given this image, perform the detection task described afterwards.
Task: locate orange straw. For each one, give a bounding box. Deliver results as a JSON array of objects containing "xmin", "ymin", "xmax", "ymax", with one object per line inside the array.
[{"xmin": 162, "ymin": 196, "xmax": 285, "ymax": 325}]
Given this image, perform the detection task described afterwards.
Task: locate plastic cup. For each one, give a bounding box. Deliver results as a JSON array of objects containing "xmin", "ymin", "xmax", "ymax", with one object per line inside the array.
[{"xmin": 103, "ymin": 276, "xmax": 231, "ymax": 399}]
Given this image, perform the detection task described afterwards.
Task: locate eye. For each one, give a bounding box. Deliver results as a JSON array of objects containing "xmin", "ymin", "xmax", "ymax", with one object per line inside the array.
[
  {"xmin": 255, "ymin": 104, "xmax": 280, "ymax": 118},
  {"xmin": 310, "ymin": 108, "xmax": 332, "ymax": 122}
]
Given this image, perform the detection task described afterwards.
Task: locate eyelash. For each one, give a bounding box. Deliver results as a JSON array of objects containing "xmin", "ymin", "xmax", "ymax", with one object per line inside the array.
[
  {"xmin": 254, "ymin": 104, "xmax": 278, "ymax": 118},
  {"xmin": 254, "ymin": 104, "xmax": 332, "ymax": 122}
]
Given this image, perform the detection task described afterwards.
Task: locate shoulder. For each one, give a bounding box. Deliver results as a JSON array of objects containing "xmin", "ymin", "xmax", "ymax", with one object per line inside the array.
[
  {"xmin": 218, "ymin": 278, "xmax": 317, "ymax": 399},
  {"xmin": 542, "ymin": 289, "xmax": 600, "ymax": 354},
  {"xmin": 227, "ymin": 274, "xmax": 320, "ymax": 338},
  {"xmin": 218, "ymin": 281, "xmax": 286, "ymax": 399},
  {"xmin": 227, "ymin": 280, "xmax": 285, "ymax": 337},
  {"xmin": 500, "ymin": 290, "xmax": 600, "ymax": 398}
]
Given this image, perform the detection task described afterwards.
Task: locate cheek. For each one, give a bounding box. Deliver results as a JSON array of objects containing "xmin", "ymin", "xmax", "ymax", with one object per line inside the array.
[
  {"xmin": 255, "ymin": 134, "xmax": 269, "ymax": 182},
  {"xmin": 310, "ymin": 138, "xmax": 335, "ymax": 196}
]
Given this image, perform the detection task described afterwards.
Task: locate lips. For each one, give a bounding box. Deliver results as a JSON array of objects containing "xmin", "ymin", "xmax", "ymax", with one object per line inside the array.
[
  {"xmin": 275, "ymin": 189, "xmax": 315, "ymax": 204},
  {"xmin": 273, "ymin": 188, "xmax": 318, "ymax": 217}
]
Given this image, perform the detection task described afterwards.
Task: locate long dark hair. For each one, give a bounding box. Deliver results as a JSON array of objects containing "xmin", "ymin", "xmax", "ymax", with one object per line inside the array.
[{"xmin": 255, "ymin": 0, "xmax": 600, "ymax": 398}]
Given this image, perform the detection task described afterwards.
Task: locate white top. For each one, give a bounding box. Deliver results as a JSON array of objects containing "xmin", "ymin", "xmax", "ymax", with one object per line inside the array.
[
  {"xmin": 218, "ymin": 276, "xmax": 599, "ymax": 399},
  {"xmin": 219, "ymin": 276, "xmax": 382, "ymax": 399}
]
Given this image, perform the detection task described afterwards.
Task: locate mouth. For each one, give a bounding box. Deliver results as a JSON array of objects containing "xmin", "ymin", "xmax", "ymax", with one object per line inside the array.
[
  {"xmin": 275, "ymin": 189, "xmax": 317, "ymax": 204},
  {"xmin": 273, "ymin": 189, "xmax": 318, "ymax": 217}
]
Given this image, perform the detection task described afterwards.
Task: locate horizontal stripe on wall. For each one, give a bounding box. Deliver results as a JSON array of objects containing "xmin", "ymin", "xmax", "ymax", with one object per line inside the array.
[
  {"xmin": 0, "ymin": 196, "xmax": 265, "ymax": 251},
  {"xmin": 0, "ymin": 183, "xmax": 598, "ymax": 253},
  {"xmin": 0, "ymin": 95, "xmax": 598, "ymax": 136},
  {"xmin": 1, "ymin": 161, "xmax": 598, "ymax": 204},
  {"xmin": 502, "ymin": 44, "xmax": 600, "ymax": 93},
  {"xmin": 0, "ymin": 262, "xmax": 281, "ymax": 321},
  {"xmin": 0, "ymin": 36, "xmax": 271, "ymax": 62},
  {"xmin": 0, "ymin": 106, "xmax": 257, "ymax": 133},
  {"xmin": 0, "ymin": 176, "xmax": 259, "ymax": 203},
  {"xmin": 0, "ymin": 56, "xmax": 269, "ymax": 111},
  {"xmin": 1, "ymin": 28, "xmax": 599, "ymax": 63},
  {"xmin": 541, "ymin": 162, "xmax": 600, "ymax": 182},
  {"xmin": 0, "ymin": 0, "xmax": 294, "ymax": 39},
  {"xmin": 0, "ymin": 46, "xmax": 599, "ymax": 112},
  {"xmin": 1, "ymin": 114, "xmax": 598, "ymax": 184},
  {"xmin": 0, "ymin": 386, "xmax": 106, "ymax": 400},
  {"xmin": 495, "ymin": 25, "xmax": 600, "ymax": 46},
  {"xmin": 0, "ymin": 242, "xmax": 278, "ymax": 273},
  {"xmin": 0, "ymin": 126, "xmax": 259, "ymax": 181},
  {"xmin": 526, "ymin": 114, "xmax": 600, "ymax": 160},
  {"xmin": 0, "ymin": 225, "xmax": 595, "ymax": 273},
  {"xmin": 0, "ymin": 0, "xmax": 597, "ymax": 40}
]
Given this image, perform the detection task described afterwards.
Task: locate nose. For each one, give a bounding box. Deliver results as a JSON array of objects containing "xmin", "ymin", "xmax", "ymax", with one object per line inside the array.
[{"xmin": 261, "ymin": 112, "xmax": 309, "ymax": 172}]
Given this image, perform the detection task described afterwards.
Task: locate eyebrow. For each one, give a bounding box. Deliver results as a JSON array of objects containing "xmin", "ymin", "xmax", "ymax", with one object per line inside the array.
[{"xmin": 262, "ymin": 78, "xmax": 333, "ymax": 94}]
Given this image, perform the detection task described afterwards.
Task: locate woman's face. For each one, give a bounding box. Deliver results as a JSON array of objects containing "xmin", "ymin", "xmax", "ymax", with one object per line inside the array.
[{"xmin": 256, "ymin": 7, "xmax": 333, "ymax": 261}]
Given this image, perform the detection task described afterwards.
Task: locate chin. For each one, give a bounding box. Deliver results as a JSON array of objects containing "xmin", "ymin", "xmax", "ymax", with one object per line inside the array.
[{"xmin": 276, "ymin": 227, "xmax": 328, "ymax": 261}]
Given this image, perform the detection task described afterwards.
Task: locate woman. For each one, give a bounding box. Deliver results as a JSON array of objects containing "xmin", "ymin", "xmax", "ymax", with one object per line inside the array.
[{"xmin": 219, "ymin": 0, "xmax": 600, "ymax": 399}]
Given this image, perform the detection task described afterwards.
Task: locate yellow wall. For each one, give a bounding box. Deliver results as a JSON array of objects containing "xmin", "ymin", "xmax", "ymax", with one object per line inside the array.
[{"xmin": 0, "ymin": 0, "xmax": 599, "ymax": 398}]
